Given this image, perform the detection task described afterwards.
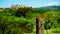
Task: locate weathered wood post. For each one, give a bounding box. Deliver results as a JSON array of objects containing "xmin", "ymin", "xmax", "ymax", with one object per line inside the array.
[{"xmin": 36, "ymin": 18, "xmax": 44, "ymax": 34}]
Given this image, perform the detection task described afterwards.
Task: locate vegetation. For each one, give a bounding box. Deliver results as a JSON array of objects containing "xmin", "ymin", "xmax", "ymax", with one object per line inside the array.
[{"xmin": 0, "ymin": 6, "xmax": 60, "ymax": 34}]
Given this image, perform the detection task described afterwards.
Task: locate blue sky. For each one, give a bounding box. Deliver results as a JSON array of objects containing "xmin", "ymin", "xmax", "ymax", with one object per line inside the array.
[{"xmin": 0, "ymin": 0, "xmax": 60, "ymax": 8}]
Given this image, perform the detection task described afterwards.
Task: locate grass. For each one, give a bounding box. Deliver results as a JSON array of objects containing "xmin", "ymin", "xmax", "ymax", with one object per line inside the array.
[
  {"xmin": 50, "ymin": 28, "xmax": 60, "ymax": 34},
  {"xmin": 25, "ymin": 28, "xmax": 60, "ymax": 34},
  {"xmin": 44, "ymin": 28, "xmax": 60, "ymax": 34},
  {"xmin": 45, "ymin": 30, "xmax": 52, "ymax": 34}
]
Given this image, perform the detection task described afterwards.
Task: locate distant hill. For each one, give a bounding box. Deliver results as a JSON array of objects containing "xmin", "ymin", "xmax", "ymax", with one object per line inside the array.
[{"xmin": 35, "ymin": 6, "xmax": 60, "ymax": 10}]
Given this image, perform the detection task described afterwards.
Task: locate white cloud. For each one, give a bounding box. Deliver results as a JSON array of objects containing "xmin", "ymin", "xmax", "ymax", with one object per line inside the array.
[{"xmin": 45, "ymin": 2, "xmax": 58, "ymax": 6}]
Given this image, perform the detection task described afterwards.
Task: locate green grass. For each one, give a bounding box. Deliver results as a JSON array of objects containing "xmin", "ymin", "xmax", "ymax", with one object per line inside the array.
[
  {"xmin": 45, "ymin": 30, "xmax": 52, "ymax": 34},
  {"xmin": 25, "ymin": 28, "xmax": 60, "ymax": 34},
  {"xmin": 50, "ymin": 28, "xmax": 60, "ymax": 34},
  {"xmin": 44, "ymin": 28, "xmax": 60, "ymax": 34}
]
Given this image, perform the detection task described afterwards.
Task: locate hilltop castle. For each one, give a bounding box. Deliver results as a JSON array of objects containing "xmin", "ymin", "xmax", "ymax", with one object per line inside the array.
[{"xmin": 11, "ymin": 4, "xmax": 32, "ymax": 8}]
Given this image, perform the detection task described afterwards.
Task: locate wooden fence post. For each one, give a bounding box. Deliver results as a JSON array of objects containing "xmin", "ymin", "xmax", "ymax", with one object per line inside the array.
[
  {"xmin": 36, "ymin": 18, "xmax": 38, "ymax": 34},
  {"xmin": 36, "ymin": 18, "xmax": 44, "ymax": 34}
]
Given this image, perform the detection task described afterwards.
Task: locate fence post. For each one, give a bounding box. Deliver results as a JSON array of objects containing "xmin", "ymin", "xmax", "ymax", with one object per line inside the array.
[
  {"xmin": 36, "ymin": 18, "xmax": 38, "ymax": 34},
  {"xmin": 36, "ymin": 18, "xmax": 44, "ymax": 34}
]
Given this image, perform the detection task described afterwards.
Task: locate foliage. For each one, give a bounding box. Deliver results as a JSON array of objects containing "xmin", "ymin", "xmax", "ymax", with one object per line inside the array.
[{"xmin": 0, "ymin": 7, "xmax": 60, "ymax": 34}]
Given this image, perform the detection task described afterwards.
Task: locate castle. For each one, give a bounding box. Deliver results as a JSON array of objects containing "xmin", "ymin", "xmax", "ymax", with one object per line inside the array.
[{"xmin": 11, "ymin": 4, "xmax": 32, "ymax": 8}]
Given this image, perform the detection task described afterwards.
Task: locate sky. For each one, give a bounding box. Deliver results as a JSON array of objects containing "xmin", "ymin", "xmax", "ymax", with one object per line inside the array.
[{"xmin": 0, "ymin": 0, "xmax": 60, "ymax": 8}]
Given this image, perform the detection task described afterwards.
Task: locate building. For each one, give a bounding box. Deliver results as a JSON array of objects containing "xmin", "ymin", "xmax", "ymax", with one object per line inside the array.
[{"xmin": 11, "ymin": 4, "xmax": 32, "ymax": 9}]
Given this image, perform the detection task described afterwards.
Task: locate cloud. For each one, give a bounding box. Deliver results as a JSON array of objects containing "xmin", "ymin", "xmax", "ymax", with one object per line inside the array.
[{"xmin": 45, "ymin": 2, "xmax": 58, "ymax": 6}]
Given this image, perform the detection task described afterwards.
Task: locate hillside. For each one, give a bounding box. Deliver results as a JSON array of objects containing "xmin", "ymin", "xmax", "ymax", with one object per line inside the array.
[{"xmin": 35, "ymin": 6, "xmax": 60, "ymax": 10}]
